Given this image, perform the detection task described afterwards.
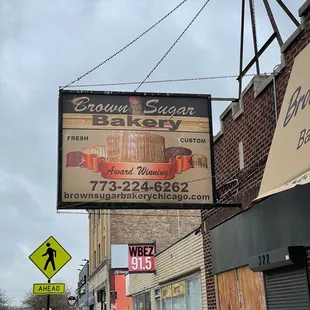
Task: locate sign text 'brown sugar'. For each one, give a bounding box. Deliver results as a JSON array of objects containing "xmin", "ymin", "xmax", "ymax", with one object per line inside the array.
[{"xmin": 72, "ymin": 97, "xmax": 196, "ymax": 118}]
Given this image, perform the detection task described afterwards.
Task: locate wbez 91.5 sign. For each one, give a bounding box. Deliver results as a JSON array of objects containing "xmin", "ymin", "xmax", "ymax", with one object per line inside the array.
[{"xmin": 128, "ymin": 243, "xmax": 156, "ymax": 273}]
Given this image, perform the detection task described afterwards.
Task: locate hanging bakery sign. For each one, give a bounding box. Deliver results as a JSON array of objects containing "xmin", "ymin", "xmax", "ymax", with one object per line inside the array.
[{"xmin": 57, "ymin": 90, "xmax": 215, "ymax": 209}]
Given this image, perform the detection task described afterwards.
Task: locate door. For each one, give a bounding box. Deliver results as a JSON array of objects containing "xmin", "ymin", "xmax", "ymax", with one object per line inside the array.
[
  {"xmin": 215, "ymin": 266, "xmax": 266, "ymax": 309},
  {"xmin": 264, "ymin": 265, "xmax": 310, "ymax": 309}
]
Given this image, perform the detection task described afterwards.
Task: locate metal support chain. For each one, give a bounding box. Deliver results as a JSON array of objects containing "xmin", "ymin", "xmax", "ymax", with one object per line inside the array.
[
  {"xmin": 61, "ymin": 0, "xmax": 189, "ymax": 89},
  {"xmin": 134, "ymin": 0, "xmax": 211, "ymax": 92},
  {"xmin": 262, "ymin": 0, "xmax": 283, "ymax": 46},
  {"xmin": 249, "ymin": 0, "xmax": 260, "ymax": 75}
]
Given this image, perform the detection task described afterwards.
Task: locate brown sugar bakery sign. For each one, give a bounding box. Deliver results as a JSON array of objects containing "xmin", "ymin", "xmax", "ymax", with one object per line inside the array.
[{"xmin": 57, "ymin": 90, "xmax": 214, "ymax": 209}]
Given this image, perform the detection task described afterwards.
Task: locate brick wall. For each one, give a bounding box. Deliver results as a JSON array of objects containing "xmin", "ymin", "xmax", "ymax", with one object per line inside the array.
[
  {"xmin": 201, "ymin": 4, "xmax": 310, "ymax": 309},
  {"xmin": 111, "ymin": 209, "xmax": 200, "ymax": 252}
]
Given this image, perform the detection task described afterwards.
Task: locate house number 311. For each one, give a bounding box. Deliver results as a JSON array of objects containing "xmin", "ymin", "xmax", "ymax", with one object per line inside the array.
[{"xmin": 258, "ymin": 253, "xmax": 270, "ymax": 266}]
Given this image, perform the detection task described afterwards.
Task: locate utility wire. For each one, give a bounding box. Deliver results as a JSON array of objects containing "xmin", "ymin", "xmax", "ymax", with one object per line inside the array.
[
  {"xmin": 61, "ymin": 0, "xmax": 189, "ymax": 89},
  {"xmin": 62, "ymin": 72, "xmax": 271, "ymax": 88},
  {"xmin": 134, "ymin": 0, "xmax": 212, "ymax": 92}
]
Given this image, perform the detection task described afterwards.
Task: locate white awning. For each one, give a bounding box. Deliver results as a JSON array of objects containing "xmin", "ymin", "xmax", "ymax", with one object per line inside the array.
[
  {"xmin": 251, "ymin": 43, "xmax": 310, "ymax": 205},
  {"xmin": 252, "ymin": 169, "xmax": 310, "ymax": 205}
]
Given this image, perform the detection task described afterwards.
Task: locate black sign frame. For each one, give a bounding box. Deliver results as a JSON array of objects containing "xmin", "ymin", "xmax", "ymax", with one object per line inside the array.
[{"xmin": 57, "ymin": 89, "xmax": 240, "ymax": 210}]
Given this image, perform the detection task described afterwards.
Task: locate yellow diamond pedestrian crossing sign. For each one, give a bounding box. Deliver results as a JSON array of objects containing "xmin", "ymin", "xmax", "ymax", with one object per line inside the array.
[{"xmin": 29, "ymin": 236, "xmax": 72, "ymax": 279}]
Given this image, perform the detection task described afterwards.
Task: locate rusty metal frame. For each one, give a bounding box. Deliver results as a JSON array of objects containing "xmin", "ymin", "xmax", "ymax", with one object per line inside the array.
[
  {"xmin": 237, "ymin": 0, "xmax": 299, "ymax": 99},
  {"xmin": 238, "ymin": 0, "xmax": 246, "ymax": 99},
  {"xmin": 275, "ymin": 0, "xmax": 300, "ymax": 27},
  {"xmin": 262, "ymin": 0, "xmax": 283, "ymax": 46},
  {"xmin": 249, "ymin": 0, "xmax": 260, "ymax": 75},
  {"xmin": 238, "ymin": 32, "xmax": 277, "ymax": 81}
]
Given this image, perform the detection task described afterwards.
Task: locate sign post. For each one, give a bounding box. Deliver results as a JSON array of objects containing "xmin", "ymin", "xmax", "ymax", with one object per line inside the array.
[
  {"xmin": 47, "ymin": 279, "xmax": 51, "ymax": 310},
  {"xmin": 29, "ymin": 236, "xmax": 72, "ymax": 310}
]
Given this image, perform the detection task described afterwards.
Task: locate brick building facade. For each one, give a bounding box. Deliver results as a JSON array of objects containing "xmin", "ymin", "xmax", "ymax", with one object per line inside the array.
[
  {"xmin": 201, "ymin": 1, "xmax": 310, "ymax": 308},
  {"xmin": 110, "ymin": 209, "xmax": 201, "ymax": 250}
]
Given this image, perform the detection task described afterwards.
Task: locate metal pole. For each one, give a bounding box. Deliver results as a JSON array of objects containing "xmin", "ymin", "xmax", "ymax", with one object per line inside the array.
[
  {"xmin": 272, "ymin": 64, "xmax": 280, "ymax": 124},
  {"xmin": 47, "ymin": 279, "xmax": 51, "ymax": 310},
  {"xmin": 248, "ymin": 0, "xmax": 260, "ymax": 75},
  {"xmin": 238, "ymin": 0, "xmax": 246, "ymax": 99},
  {"xmin": 211, "ymin": 97, "xmax": 238, "ymax": 102},
  {"xmin": 275, "ymin": 0, "xmax": 300, "ymax": 27},
  {"xmin": 262, "ymin": 0, "xmax": 283, "ymax": 46}
]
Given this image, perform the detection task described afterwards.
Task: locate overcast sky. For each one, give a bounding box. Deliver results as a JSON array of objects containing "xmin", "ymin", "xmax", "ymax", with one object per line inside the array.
[{"xmin": 0, "ymin": 0, "xmax": 304, "ymax": 305}]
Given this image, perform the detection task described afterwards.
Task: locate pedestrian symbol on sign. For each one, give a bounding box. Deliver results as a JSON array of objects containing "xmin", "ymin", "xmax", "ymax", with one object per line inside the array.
[
  {"xmin": 42, "ymin": 243, "xmax": 57, "ymax": 271},
  {"xmin": 29, "ymin": 236, "xmax": 71, "ymax": 279}
]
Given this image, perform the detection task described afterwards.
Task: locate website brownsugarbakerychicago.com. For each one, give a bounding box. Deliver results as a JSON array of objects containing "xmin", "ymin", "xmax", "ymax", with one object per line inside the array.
[{"xmin": 63, "ymin": 192, "xmax": 210, "ymax": 202}]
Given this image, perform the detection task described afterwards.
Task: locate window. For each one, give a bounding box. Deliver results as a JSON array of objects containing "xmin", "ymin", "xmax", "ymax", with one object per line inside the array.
[
  {"xmin": 155, "ymin": 298, "xmax": 161, "ymax": 310},
  {"xmin": 156, "ymin": 275, "xmax": 202, "ymax": 310},
  {"xmin": 145, "ymin": 292, "xmax": 151, "ymax": 310},
  {"xmin": 172, "ymin": 281, "xmax": 185, "ymax": 310},
  {"xmin": 185, "ymin": 276, "xmax": 202, "ymax": 309},
  {"xmin": 98, "ymin": 244, "xmax": 101, "ymax": 263},
  {"xmin": 94, "ymin": 250, "xmax": 96, "ymax": 269},
  {"xmin": 132, "ymin": 292, "xmax": 151, "ymax": 310},
  {"xmin": 161, "ymin": 285, "xmax": 172, "ymax": 310},
  {"xmin": 162, "ymin": 297, "xmax": 172, "ymax": 310},
  {"xmin": 133, "ymin": 297, "xmax": 138, "ymax": 310},
  {"xmin": 172, "ymin": 295, "xmax": 185, "ymax": 310}
]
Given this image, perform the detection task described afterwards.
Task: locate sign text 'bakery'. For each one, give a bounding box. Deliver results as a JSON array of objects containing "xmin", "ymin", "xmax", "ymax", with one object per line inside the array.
[{"xmin": 57, "ymin": 91, "xmax": 215, "ymax": 209}]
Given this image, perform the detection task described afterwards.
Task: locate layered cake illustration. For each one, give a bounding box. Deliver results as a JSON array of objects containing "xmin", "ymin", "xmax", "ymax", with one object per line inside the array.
[
  {"xmin": 106, "ymin": 132, "xmax": 166, "ymax": 163},
  {"xmin": 65, "ymin": 131, "xmax": 208, "ymax": 180}
]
